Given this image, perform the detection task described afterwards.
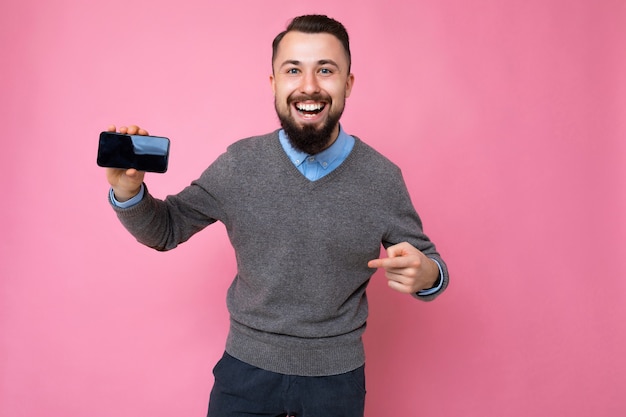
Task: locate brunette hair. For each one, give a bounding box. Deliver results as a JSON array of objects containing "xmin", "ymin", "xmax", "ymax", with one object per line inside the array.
[{"xmin": 272, "ymin": 15, "xmax": 352, "ymax": 73}]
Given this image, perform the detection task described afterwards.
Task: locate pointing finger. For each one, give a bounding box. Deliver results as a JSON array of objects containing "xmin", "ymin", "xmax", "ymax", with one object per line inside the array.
[{"xmin": 368, "ymin": 258, "xmax": 383, "ymax": 269}]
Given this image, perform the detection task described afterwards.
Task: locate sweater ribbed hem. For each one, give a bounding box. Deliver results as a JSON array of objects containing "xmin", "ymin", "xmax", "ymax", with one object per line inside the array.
[{"xmin": 225, "ymin": 320, "xmax": 366, "ymax": 377}]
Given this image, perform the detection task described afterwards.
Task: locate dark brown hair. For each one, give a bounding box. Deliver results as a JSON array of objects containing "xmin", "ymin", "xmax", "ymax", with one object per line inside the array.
[{"xmin": 272, "ymin": 15, "xmax": 351, "ymax": 73}]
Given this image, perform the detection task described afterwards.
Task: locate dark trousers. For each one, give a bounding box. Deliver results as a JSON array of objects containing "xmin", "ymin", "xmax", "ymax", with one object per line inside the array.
[{"xmin": 207, "ymin": 352, "xmax": 366, "ymax": 417}]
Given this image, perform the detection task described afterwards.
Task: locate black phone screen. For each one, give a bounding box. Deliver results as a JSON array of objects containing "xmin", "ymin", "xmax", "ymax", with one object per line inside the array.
[{"xmin": 97, "ymin": 132, "xmax": 170, "ymax": 173}]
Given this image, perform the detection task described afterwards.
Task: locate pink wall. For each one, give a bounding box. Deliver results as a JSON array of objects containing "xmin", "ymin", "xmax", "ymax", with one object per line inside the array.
[{"xmin": 1, "ymin": 0, "xmax": 624, "ymax": 416}]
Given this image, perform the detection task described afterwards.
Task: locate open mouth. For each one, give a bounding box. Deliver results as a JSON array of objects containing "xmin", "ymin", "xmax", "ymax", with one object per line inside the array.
[{"xmin": 294, "ymin": 102, "xmax": 326, "ymax": 118}]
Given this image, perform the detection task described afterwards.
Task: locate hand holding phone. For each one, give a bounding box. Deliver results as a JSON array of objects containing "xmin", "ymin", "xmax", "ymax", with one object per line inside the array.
[{"xmin": 98, "ymin": 125, "xmax": 168, "ymax": 202}]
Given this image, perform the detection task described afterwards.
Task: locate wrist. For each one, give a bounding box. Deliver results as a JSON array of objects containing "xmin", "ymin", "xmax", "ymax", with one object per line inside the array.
[{"xmin": 416, "ymin": 258, "xmax": 443, "ymax": 296}]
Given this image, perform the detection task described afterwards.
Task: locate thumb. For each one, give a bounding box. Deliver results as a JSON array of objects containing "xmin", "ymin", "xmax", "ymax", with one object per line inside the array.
[
  {"xmin": 368, "ymin": 242, "xmax": 415, "ymax": 269},
  {"xmin": 385, "ymin": 243, "xmax": 410, "ymax": 259}
]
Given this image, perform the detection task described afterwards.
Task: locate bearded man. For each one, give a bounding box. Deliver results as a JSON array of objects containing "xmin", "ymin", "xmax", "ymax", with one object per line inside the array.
[{"xmin": 103, "ymin": 14, "xmax": 449, "ymax": 417}]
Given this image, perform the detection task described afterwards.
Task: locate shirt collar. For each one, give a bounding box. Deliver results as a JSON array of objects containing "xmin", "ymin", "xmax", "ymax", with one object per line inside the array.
[{"xmin": 279, "ymin": 125, "xmax": 350, "ymax": 169}]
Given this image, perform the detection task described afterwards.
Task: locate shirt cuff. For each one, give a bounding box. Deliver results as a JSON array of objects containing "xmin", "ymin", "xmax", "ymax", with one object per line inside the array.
[
  {"xmin": 109, "ymin": 184, "xmax": 145, "ymax": 208},
  {"xmin": 416, "ymin": 258, "xmax": 444, "ymax": 296}
]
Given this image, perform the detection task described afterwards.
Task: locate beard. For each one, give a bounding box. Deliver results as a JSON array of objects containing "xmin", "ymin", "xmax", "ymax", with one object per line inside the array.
[{"xmin": 276, "ymin": 95, "xmax": 344, "ymax": 155}]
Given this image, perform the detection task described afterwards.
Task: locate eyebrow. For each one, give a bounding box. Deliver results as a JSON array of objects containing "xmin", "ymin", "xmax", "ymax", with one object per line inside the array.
[{"xmin": 279, "ymin": 59, "xmax": 341, "ymax": 69}]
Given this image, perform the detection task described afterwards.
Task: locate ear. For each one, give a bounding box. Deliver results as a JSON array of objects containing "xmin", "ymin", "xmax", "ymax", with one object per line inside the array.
[
  {"xmin": 344, "ymin": 73, "xmax": 355, "ymax": 98},
  {"xmin": 269, "ymin": 73, "xmax": 276, "ymax": 95}
]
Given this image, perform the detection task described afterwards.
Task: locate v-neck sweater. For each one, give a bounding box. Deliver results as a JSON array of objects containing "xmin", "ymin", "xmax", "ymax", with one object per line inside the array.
[{"xmin": 112, "ymin": 129, "xmax": 449, "ymax": 376}]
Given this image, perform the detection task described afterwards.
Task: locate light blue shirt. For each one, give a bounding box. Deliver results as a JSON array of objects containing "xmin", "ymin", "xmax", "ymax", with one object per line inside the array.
[
  {"xmin": 110, "ymin": 127, "xmax": 443, "ymax": 294},
  {"xmin": 278, "ymin": 126, "xmax": 355, "ymax": 181}
]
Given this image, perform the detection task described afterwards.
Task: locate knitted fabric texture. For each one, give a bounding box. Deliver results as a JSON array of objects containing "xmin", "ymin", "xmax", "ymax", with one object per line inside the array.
[{"xmin": 112, "ymin": 130, "xmax": 448, "ymax": 376}]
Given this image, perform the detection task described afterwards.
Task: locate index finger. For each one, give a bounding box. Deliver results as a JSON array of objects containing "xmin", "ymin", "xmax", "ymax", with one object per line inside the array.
[
  {"xmin": 368, "ymin": 255, "xmax": 419, "ymax": 270},
  {"xmin": 368, "ymin": 258, "xmax": 384, "ymax": 269}
]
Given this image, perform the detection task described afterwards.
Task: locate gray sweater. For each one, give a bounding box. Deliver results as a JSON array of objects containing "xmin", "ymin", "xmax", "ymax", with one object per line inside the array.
[{"xmin": 112, "ymin": 130, "xmax": 449, "ymax": 376}]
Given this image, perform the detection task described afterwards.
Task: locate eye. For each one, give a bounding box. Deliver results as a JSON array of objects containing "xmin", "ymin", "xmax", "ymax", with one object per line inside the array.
[
  {"xmin": 319, "ymin": 68, "xmax": 333, "ymax": 75},
  {"xmin": 286, "ymin": 68, "xmax": 300, "ymax": 74}
]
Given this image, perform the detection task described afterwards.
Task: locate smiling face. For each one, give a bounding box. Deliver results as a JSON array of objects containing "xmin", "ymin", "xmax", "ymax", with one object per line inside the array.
[{"xmin": 271, "ymin": 31, "xmax": 355, "ymax": 154}]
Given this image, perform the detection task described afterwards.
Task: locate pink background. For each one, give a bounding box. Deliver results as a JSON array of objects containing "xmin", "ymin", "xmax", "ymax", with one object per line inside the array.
[{"xmin": 1, "ymin": 0, "xmax": 625, "ymax": 416}]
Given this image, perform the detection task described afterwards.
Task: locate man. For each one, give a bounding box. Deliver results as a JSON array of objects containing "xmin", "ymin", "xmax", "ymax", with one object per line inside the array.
[{"xmin": 105, "ymin": 14, "xmax": 449, "ymax": 417}]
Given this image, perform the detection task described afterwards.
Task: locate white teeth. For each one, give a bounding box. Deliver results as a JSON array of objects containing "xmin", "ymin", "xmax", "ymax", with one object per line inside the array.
[{"xmin": 296, "ymin": 103, "xmax": 324, "ymax": 111}]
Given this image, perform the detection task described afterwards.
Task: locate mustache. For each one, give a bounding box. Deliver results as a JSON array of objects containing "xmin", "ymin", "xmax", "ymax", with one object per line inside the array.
[{"xmin": 288, "ymin": 93, "xmax": 331, "ymax": 103}]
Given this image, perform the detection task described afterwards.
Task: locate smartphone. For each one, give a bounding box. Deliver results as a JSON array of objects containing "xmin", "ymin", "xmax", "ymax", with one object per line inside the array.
[{"xmin": 97, "ymin": 131, "xmax": 170, "ymax": 173}]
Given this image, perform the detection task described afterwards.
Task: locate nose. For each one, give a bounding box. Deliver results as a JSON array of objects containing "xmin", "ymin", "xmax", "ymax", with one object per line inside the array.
[{"xmin": 300, "ymin": 70, "xmax": 320, "ymax": 95}]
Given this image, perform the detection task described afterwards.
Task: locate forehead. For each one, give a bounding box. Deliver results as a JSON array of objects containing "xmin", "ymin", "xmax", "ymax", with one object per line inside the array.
[{"xmin": 274, "ymin": 31, "xmax": 348, "ymax": 67}]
